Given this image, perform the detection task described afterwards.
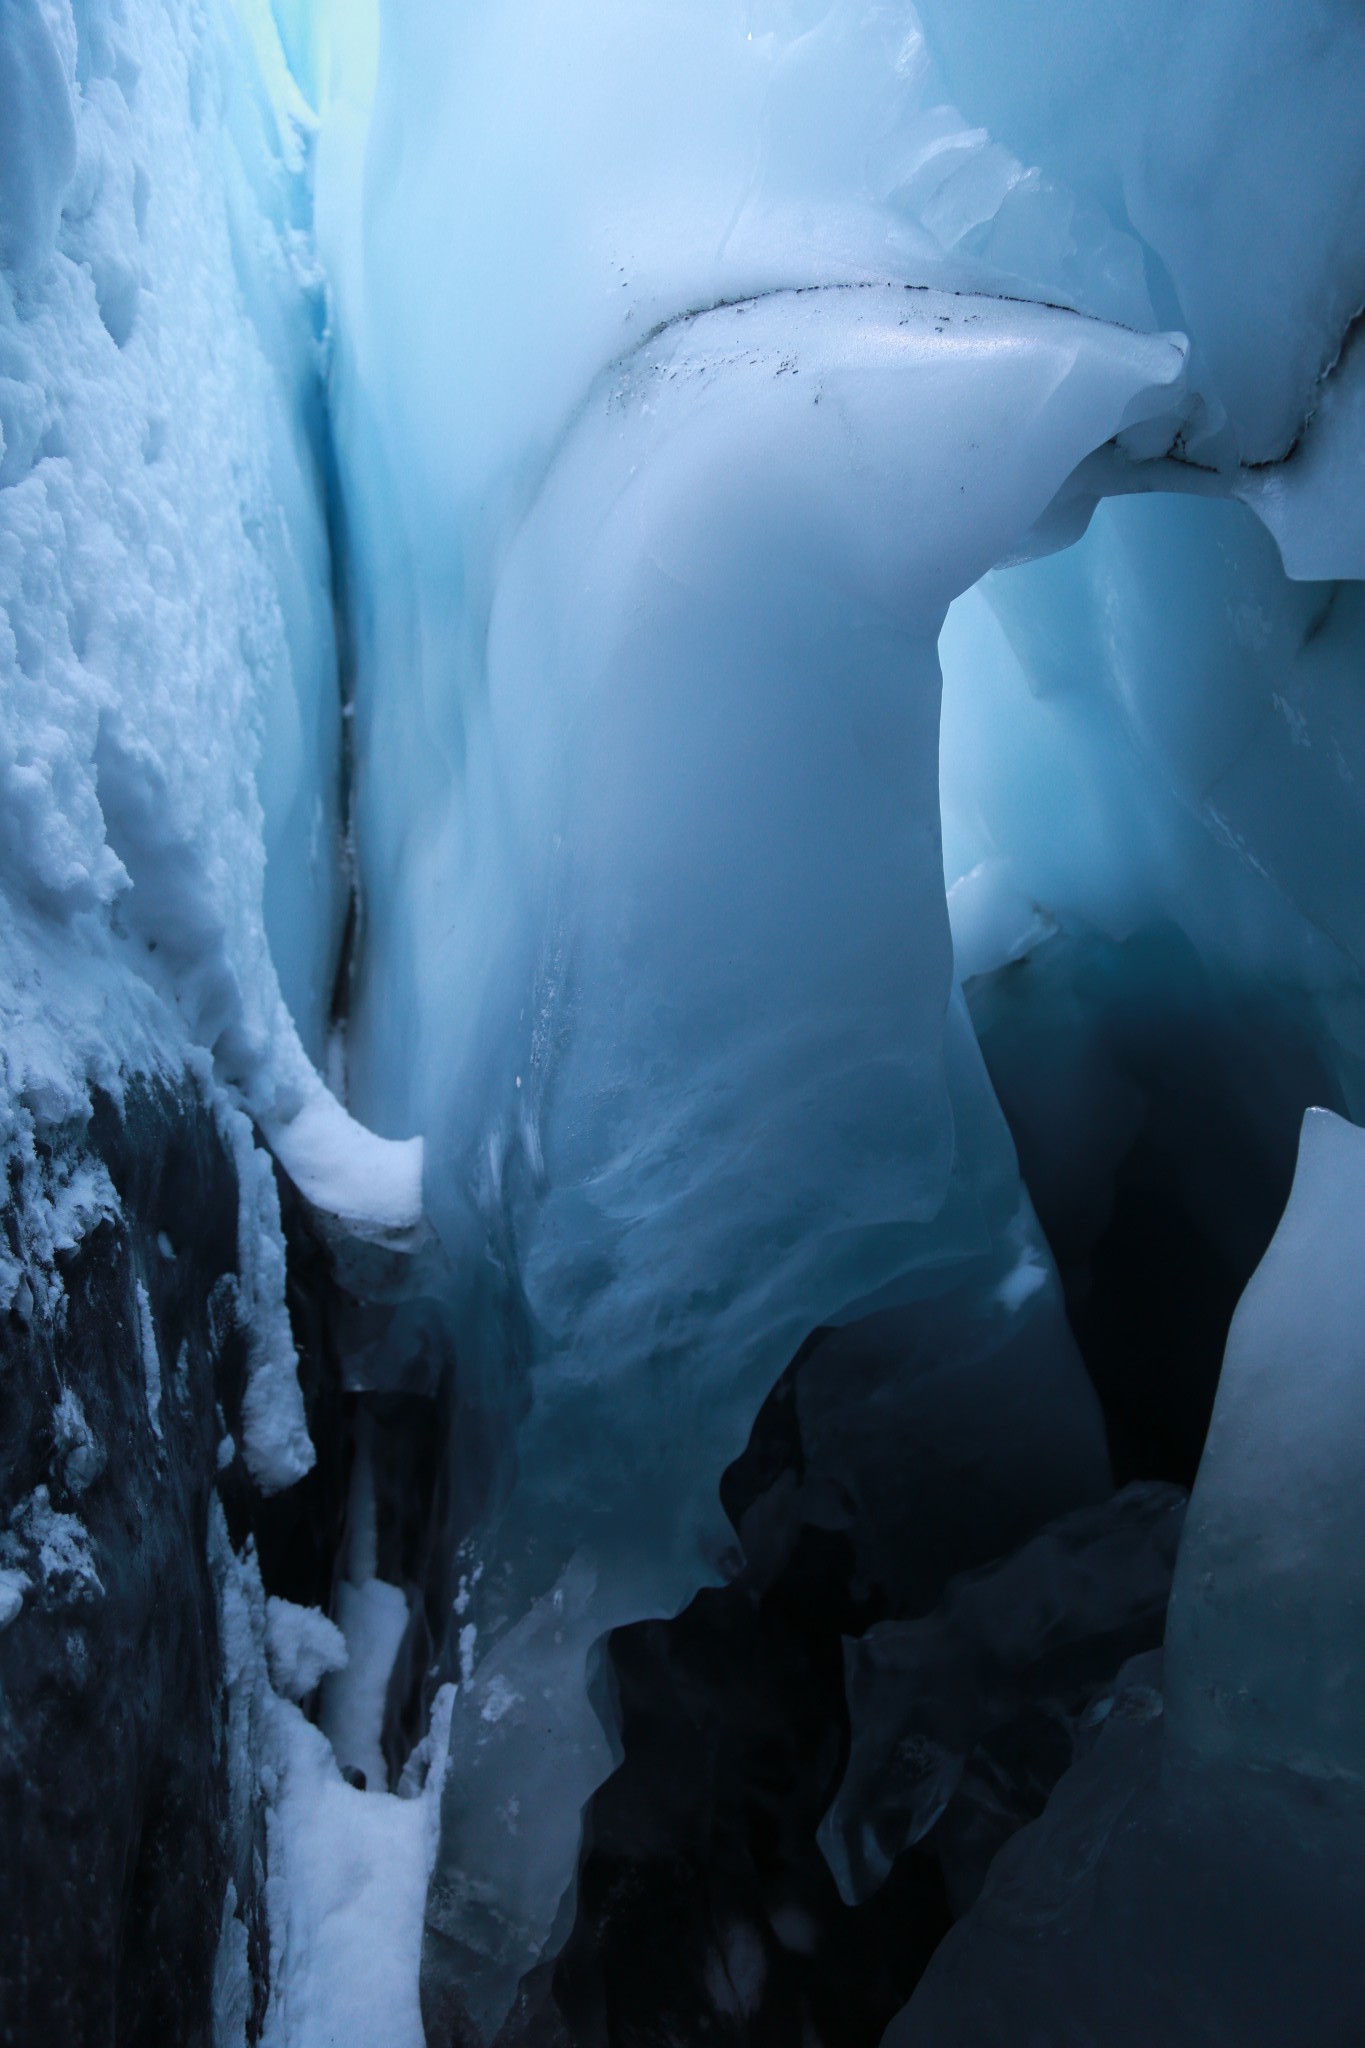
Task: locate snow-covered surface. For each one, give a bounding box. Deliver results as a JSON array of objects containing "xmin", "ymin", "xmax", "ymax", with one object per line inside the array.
[
  {"xmin": 262, "ymin": 1702, "xmax": 442, "ymax": 2048},
  {"xmin": 214, "ymin": 1512, "xmax": 450, "ymax": 2048},
  {"xmin": 0, "ymin": 0, "xmax": 421, "ymax": 1311},
  {"xmin": 265, "ymin": 1595, "xmax": 349, "ymax": 1703},
  {"xmin": 1, "ymin": 2, "xmax": 427, "ymax": 2034},
  {"xmin": 134, "ymin": 1278, "xmax": 162, "ymax": 1441},
  {"xmin": 1, "ymin": 1484, "xmax": 104, "ymax": 1603},
  {"xmin": 0, "ymin": 1570, "xmax": 26, "ymax": 1632},
  {"xmin": 319, "ymin": 1575, "xmax": 410, "ymax": 1790},
  {"xmin": 264, "ymin": 1076, "xmax": 424, "ymax": 1235}
]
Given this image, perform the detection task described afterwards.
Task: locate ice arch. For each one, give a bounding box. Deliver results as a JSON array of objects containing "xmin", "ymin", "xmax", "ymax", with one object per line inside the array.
[{"xmin": 381, "ymin": 283, "xmax": 1189, "ymax": 2034}]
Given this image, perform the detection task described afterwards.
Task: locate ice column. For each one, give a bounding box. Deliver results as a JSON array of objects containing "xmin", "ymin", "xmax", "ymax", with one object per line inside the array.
[{"xmin": 417, "ymin": 286, "xmax": 1188, "ymax": 2035}]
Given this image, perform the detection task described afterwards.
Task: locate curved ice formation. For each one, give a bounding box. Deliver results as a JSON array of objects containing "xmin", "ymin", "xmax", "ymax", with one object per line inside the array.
[{"xmin": 392, "ymin": 285, "xmax": 1190, "ymax": 2031}]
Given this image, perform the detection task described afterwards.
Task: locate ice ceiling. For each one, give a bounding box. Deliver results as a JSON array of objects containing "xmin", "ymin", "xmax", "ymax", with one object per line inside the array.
[{"xmin": 2, "ymin": 0, "xmax": 1365, "ymax": 2042}]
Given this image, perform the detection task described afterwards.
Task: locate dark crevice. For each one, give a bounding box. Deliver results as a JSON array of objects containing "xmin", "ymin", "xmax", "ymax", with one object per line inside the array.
[
  {"xmin": 965, "ymin": 922, "xmax": 1343, "ymax": 1488},
  {"xmin": 0, "ymin": 1083, "xmax": 259, "ymax": 2048}
]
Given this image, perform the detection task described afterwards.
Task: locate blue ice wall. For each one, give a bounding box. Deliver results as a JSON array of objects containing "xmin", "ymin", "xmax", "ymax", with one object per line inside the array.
[{"xmin": 296, "ymin": 0, "xmax": 1365, "ymax": 2034}]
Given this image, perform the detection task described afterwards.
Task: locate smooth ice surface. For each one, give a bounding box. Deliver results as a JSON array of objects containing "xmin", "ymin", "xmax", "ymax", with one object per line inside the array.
[
  {"xmin": 1238, "ymin": 323, "xmax": 1365, "ymax": 584},
  {"xmin": 912, "ymin": 0, "xmax": 1365, "ymax": 464},
  {"xmin": 940, "ymin": 492, "xmax": 1365, "ymax": 1069},
  {"xmin": 350, "ymin": 269, "xmax": 1181, "ymax": 2029},
  {"xmin": 1166, "ymin": 1108, "xmax": 1365, "ymax": 1779},
  {"xmin": 303, "ymin": 0, "xmax": 1365, "ymax": 2024}
]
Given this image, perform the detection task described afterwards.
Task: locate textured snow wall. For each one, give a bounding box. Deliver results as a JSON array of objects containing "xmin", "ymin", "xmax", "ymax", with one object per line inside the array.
[
  {"xmin": 0, "ymin": 0, "xmax": 420, "ymax": 1247},
  {"xmin": 1, "ymin": 0, "xmax": 323, "ymax": 1517},
  {"xmin": 0, "ymin": 0, "xmax": 423, "ymax": 2039}
]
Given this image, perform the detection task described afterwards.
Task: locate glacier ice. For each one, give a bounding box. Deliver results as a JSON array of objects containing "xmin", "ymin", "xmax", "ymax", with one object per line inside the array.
[
  {"xmin": 912, "ymin": 0, "xmax": 1365, "ymax": 465},
  {"xmin": 322, "ymin": 0, "xmax": 1365, "ymax": 2024},
  {"xmin": 893, "ymin": 1113, "xmax": 1365, "ymax": 2045},
  {"xmin": 3, "ymin": 0, "xmax": 1365, "ymax": 2039},
  {"xmin": 359, "ymin": 274, "xmax": 1192, "ymax": 2031},
  {"xmin": 1165, "ymin": 1107, "xmax": 1365, "ymax": 1780}
]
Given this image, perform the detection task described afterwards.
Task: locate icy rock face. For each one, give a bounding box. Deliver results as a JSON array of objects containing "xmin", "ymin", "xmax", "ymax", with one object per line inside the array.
[
  {"xmin": 0, "ymin": 1082, "xmax": 256, "ymax": 2045},
  {"xmin": 887, "ymin": 1646, "xmax": 1365, "ymax": 2048},
  {"xmin": 886, "ymin": 1111, "xmax": 1365, "ymax": 2046},
  {"xmin": 0, "ymin": 0, "xmax": 425, "ymax": 2038},
  {"xmin": 551, "ymin": 1282, "xmax": 1130, "ymax": 2048},
  {"xmin": 959, "ymin": 923, "xmax": 1342, "ymax": 1487}
]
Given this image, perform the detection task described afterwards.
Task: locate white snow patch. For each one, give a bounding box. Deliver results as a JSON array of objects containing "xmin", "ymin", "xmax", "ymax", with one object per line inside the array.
[
  {"xmin": 320, "ymin": 1577, "xmax": 410, "ymax": 1791},
  {"xmin": 135, "ymin": 1278, "xmax": 162, "ymax": 1440},
  {"xmin": 0, "ymin": 1569, "xmax": 28, "ymax": 1631},
  {"xmin": 211, "ymin": 1513, "xmax": 452, "ymax": 2048},
  {"xmin": 3, "ymin": 1486, "xmax": 102, "ymax": 1601},
  {"xmin": 224, "ymin": 1105, "xmax": 314, "ymax": 1496},
  {"xmin": 458, "ymin": 1622, "xmax": 478, "ymax": 1689},
  {"xmin": 0, "ymin": 1127, "xmax": 119, "ymax": 1322},
  {"xmin": 261, "ymin": 1687, "xmax": 452, "ymax": 2048},
  {"xmin": 266, "ymin": 1597, "xmax": 349, "ymax": 1704},
  {"xmin": 264, "ymin": 1078, "xmax": 424, "ymax": 1237}
]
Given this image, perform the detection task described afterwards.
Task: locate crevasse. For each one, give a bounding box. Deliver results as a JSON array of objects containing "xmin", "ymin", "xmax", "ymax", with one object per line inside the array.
[{"xmin": 3, "ymin": 0, "xmax": 1365, "ymax": 2043}]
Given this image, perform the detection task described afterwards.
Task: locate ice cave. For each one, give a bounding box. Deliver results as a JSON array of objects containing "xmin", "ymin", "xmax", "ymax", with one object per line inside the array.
[{"xmin": 2, "ymin": 1, "xmax": 1365, "ymax": 2042}]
